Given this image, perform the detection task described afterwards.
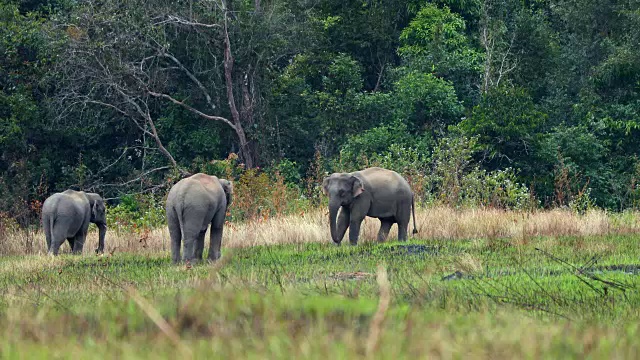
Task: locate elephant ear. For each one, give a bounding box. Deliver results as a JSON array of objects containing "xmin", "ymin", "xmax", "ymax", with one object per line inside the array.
[
  {"xmin": 219, "ymin": 179, "xmax": 233, "ymax": 206},
  {"xmin": 91, "ymin": 201, "xmax": 98, "ymax": 221},
  {"xmin": 322, "ymin": 177, "xmax": 330, "ymax": 196},
  {"xmin": 351, "ymin": 176, "xmax": 364, "ymax": 198}
]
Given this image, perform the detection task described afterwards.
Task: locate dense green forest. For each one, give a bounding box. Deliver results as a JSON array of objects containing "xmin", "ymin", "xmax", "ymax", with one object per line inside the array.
[{"xmin": 2, "ymin": 0, "xmax": 640, "ymax": 225}]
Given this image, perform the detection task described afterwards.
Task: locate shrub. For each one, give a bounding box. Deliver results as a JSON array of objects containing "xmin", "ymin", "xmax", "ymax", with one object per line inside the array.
[
  {"xmin": 106, "ymin": 194, "xmax": 166, "ymax": 233},
  {"xmin": 196, "ymin": 153, "xmax": 244, "ymax": 180},
  {"xmin": 232, "ymin": 168, "xmax": 310, "ymax": 222},
  {"xmin": 426, "ymin": 136, "xmax": 535, "ymax": 210}
]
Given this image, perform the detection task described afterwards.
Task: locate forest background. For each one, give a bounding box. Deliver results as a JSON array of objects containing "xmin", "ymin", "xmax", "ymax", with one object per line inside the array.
[{"xmin": 2, "ymin": 0, "xmax": 640, "ymax": 229}]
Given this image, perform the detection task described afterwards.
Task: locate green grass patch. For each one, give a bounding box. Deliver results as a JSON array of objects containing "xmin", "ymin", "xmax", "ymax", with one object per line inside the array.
[{"xmin": 1, "ymin": 234, "xmax": 640, "ymax": 358}]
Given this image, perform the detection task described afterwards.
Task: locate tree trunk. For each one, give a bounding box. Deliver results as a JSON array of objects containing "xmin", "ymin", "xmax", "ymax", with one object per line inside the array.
[{"xmin": 222, "ymin": 1, "xmax": 254, "ymax": 168}]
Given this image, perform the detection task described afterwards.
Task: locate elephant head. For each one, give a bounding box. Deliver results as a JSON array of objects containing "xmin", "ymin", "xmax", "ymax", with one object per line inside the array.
[
  {"xmin": 322, "ymin": 173, "xmax": 364, "ymax": 243},
  {"xmin": 85, "ymin": 192, "xmax": 107, "ymax": 254},
  {"xmin": 219, "ymin": 179, "xmax": 233, "ymax": 209}
]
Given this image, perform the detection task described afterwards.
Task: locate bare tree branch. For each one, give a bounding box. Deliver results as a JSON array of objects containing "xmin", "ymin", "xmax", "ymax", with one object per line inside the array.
[
  {"xmin": 154, "ymin": 15, "xmax": 222, "ymax": 28},
  {"xmin": 373, "ymin": 63, "xmax": 385, "ymax": 92},
  {"xmin": 94, "ymin": 147, "xmax": 130, "ymax": 177},
  {"xmin": 147, "ymin": 91, "xmax": 237, "ymax": 130},
  {"xmin": 160, "ymin": 52, "xmax": 217, "ymax": 111},
  {"xmin": 101, "ymin": 166, "xmax": 172, "ymax": 187}
]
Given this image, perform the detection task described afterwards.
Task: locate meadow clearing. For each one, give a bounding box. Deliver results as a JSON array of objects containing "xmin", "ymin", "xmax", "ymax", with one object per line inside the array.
[{"xmin": 1, "ymin": 207, "xmax": 640, "ymax": 358}]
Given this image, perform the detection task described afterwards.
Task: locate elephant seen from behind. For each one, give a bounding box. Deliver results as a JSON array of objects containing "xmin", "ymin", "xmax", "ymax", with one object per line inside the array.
[
  {"xmin": 166, "ymin": 173, "xmax": 233, "ymax": 264},
  {"xmin": 41, "ymin": 190, "xmax": 107, "ymax": 255},
  {"xmin": 322, "ymin": 167, "xmax": 418, "ymax": 245}
]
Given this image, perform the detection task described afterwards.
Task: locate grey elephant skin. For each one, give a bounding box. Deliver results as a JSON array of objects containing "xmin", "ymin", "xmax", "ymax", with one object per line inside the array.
[
  {"xmin": 41, "ymin": 190, "xmax": 107, "ymax": 255},
  {"xmin": 322, "ymin": 167, "xmax": 418, "ymax": 245},
  {"xmin": 166, "ymin": 173, "xmax": 233, "ymax": 264}
]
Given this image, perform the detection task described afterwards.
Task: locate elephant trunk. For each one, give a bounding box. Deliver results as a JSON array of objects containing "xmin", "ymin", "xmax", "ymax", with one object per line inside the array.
[
  {"xmin": 96, "ymin": 223, "xmax": 107, "ymax": 254},
  {"xmin": 328, "ymin": 200, "xmax": 340, "ymax": 244}
]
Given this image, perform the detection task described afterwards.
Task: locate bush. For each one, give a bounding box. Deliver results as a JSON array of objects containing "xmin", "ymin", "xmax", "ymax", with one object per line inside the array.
[
  {"xmin": 270, "ymin": 159, "xmax": 302, "ymax": 188},
  {"xmin": 231, "ymin": 168, "xmax": 310, "ymax": 222},
  {"xmin": 425, "ymin": 136, "xmax": 535, "ymax": 210},
  {"xmin": 460, "ymin": 168, "xmax": 537, "ymax": 210},
  {"xmin": 195, "ymin": 153, "xmax": 244, "ymax": 180},
  {"xmin": 106, "ymin": 194, "xmax": 166, "ymax": 233}
]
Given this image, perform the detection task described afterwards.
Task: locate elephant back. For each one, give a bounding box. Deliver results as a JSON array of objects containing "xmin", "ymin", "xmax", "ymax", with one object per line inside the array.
[
  {"xmin": 61, "ymin": 190, "xmax": 92, "ymax": 207},
  {"xmin": 356, "ymin": 167, "xmax": 411, "ymax": 193},
  {"xmin": 42, "ymin": 190, "xmax": 91, "ymax": 224},
  {"xmin": 170, "ymin": 173, "xmax": 225, "ymax": 202}
]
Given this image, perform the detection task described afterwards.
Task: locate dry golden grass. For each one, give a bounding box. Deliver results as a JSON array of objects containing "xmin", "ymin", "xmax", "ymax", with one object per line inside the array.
[{"xmin": 1, "ymin": 207, "xmax": 639, "ymax": 256}]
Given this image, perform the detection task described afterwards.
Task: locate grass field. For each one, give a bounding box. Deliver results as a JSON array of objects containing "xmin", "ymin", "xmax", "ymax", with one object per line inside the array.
[{"xmin": 1, "ymin": 208, "xmax": 640, "ymax": 358}]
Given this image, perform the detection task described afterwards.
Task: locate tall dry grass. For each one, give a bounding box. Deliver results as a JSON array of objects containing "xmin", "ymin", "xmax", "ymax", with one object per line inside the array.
[{"xmin": 1, "ymin": 207, "xmax": 639, "ymax": 256}]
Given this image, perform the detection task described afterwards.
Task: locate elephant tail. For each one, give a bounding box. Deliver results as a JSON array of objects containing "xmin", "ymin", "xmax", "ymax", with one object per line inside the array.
[
  {"xmin": 43, "ymin": 212, "xmax": 56, "ymax": 251},
  {"xmin": 175, "ymin": 197, "xmax": 186, "ymax": 237},
  {"xmin": 411, "ymin": 193, "xmax": 418, "ymax": 235}
]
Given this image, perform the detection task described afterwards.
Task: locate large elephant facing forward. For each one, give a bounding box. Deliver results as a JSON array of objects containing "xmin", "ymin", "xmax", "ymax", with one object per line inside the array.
[
  {"xmin": 41, "ymin": 190, "xmax": 107, "ymax": 255},
  {"xmin": 322, "ymin": 167, "xmax": 418, "ymax": 245},
  {"xmin": 166, "ymin": 173, "xmax": 233, "ymax": 264}
]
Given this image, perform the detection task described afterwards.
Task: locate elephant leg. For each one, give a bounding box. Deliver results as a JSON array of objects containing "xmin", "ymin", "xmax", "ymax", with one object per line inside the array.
[
  {"xmin": 67, "ymin": 237, "xmax": 75, "ymax": 252},
  {"xmin": 182, "ymin": 237, "xmax": 196, "ymax": 264},
  {"xmin": 72, "ymin": 231, "xmax": 86, "ymax": 254},
  {"xmin": 208, "ymin": 210, "xmax": 226, "ymax": 261},
  {"xmin": 182, "ymin": 226, "xmax": 205, "ymax": 265},
  {"xmin": 348, "ymin": 218, "xmax": 364, "ymax": 246},
  {"xmin": 208, "ymin": 227, "xmax": 223, "ymax": 262},
  {"xmin": 180, "ymin": 207, "xmax": 209, "ymax": 264},
  {"xmin": 334, "ymin": 207, "xmax": 350, "ymax": 245},
  {"xmin": 49, "ymin": 227, "xmax": 67, "ymax": 256},
  {"xmin": 377, "ymin": 219, "xmax": 393, "ymax": 242},
  {"xmin": 397, "ymin": 202, "xmax": 411, "ymax": 241},
  {"xmin": 72, "ymin": 221, "xmax": 90, "ymax": 255},
  {"xmin": 195, "ymin": 234, "xmax": 205, "ymax": 261},
  {"xmin": 347, "ymin": 198, "xmax": 370, "ymax": 246},
  {"xmin": 167, "ymin": 206, "xmax": 182, "ymax": 264},
  {"xmin": 397, "ymin": 221, "xmax": 409, "ymax": 241}
]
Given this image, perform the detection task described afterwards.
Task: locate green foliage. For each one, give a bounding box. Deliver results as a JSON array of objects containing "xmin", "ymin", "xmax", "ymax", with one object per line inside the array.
[
  {"xmin": 335, "ymin": 122, "xmax": 422, "ymax": 168},
  {"xmin": 334, "ymin": 132, "xmax": 532, "ymax": 210},
  {"xmin": 460, "ymin": 167, "xmax": 536, "ymax": 210},
  {"xmin": 3, "ymin": 0, "xmax": 640, "ymax": 220},
  {"xmin": 459, "ymin": 86, "xmax": 547, "ymax": 172},
  {"xmin": 196, "ymin": 153, "xmax": 245, "ymax": 180},
  {"xmin": 266, "ymin": 52, "xmax": 375, "ymax": 161},
  {"xmin": 536, "ymin": 126, "xmax": 614, "ymax": 208},
  {"xmin": 159, "ymin": 110, "xmax": 225, "ymax": 166},
  {"xmin": 0, "ymin": 1, "xmax": 62, "ymax": 223},
  {"xmin": 426, "ymin": 136, "xmax": 534, "ymax": 209},
  {"xmin": 392, "ymin": 70, "xmax": 464, "ymax": 133},
  {"xmin": 106, "ymin": 194, "xmax": 166, "ymax": 233},
  {"xmin": 399, "ymin": 3, "xmax": 482, "ymax": 103},
  {"xmin": 271, "ymin": 159, "xmax": 302, "ymax": 188},
  {"xmin": 399, "ymin": 3, "xmax": 482, "ymax": 74}
]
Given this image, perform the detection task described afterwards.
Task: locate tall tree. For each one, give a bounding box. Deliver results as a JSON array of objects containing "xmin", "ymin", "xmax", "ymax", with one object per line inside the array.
[{"xmin": 56, "ymin": 0, "xmax": 302, "ymax": 171}]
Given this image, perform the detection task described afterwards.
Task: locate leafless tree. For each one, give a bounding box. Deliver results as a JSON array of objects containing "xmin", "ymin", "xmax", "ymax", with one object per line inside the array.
[
  {"xmin": 479, "ymin": 0, "xmax": 519, "ymax": 94},
  {"xmin": 55, "ymin": 0, "xmax": 283, "ymax": 174}
]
